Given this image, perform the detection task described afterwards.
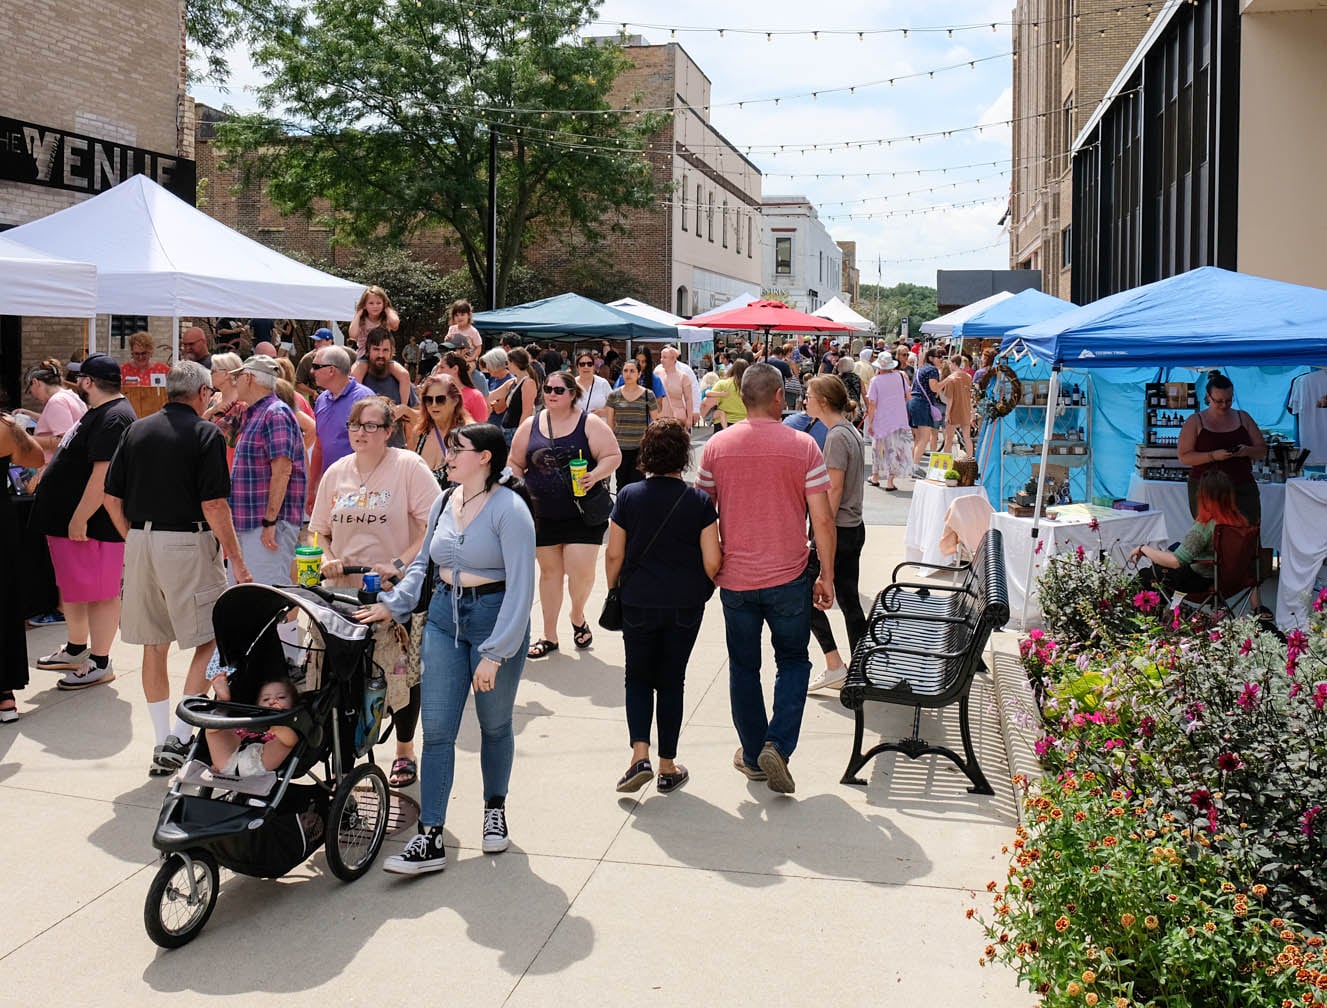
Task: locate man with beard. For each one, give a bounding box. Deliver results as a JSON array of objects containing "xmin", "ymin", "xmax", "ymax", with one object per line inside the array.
[
  {"xmin": 179, "ymin": 326, "xmax": 212, "ymax": 369},
  {"xmin": 359, "ymin": 327, "xmax": 419, "ymax": 448}
]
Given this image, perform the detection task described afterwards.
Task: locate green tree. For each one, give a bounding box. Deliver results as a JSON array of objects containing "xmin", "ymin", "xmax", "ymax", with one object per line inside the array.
[
  {"xmin": 857, "ymin": 282, "xmax": 940, "ymax": 337},
  {"xmin": 186, "ymin": 0, "xmax": 282, "ymax": 82},
  {"xmin": 215, "ymin": 0, "xmax": 663, "ymax": 309}
]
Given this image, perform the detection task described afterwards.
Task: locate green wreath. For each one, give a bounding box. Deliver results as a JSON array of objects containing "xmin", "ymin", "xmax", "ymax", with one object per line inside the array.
[{"xmin": 976, "ymin": 364, "xmax": 1022, "ymax": 420}]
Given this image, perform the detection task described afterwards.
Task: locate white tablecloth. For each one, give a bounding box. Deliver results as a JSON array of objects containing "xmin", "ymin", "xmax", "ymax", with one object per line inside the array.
[
  {"xmin": 991, "ymin": 509, "xmax": 1169, "ymax": 627},
  {"xmin": 1125, "ymin": 475, "xmax": 1286, "ymax": 549},
  {"xmin": 903, "ymin": 482, "xmax": 988, "ymax": 566},
  {"xmin": 1275, "ymin": 478, "xmax": 1327, "ymax": 628}
]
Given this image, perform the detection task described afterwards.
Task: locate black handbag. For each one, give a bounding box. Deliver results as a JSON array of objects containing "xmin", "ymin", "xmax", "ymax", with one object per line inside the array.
[
  {"xmin": 575, "ymin": 482, "xmax": 615, "ymax": 526},
  {"xmin": 413, "ymin": 487, "xmax": 456, "ymax": 614},
  {"xmin": 598, "ymin": 485, "xmax": 688, "ymax": 632}
]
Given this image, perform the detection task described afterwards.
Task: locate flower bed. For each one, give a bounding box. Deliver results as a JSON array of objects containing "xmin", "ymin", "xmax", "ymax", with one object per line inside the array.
[{"xmin": 976, "ymin": 550, "xmax": 1327, "ymax": 1006}]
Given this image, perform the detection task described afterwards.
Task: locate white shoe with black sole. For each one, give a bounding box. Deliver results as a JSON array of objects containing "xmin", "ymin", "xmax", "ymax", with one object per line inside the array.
[{"xmin": 56, "ymin": 660, "xmax": 115, "ymax": 691}]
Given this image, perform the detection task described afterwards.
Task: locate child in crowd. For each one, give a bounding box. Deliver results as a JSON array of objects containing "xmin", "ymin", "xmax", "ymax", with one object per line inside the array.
[
  {"xmin": 205, "ymin": 677, "xmax": 300, "ymax": 780},
  {"xmin": 348, "ymin": 285, "xmax": 413, "ymax": 404}
]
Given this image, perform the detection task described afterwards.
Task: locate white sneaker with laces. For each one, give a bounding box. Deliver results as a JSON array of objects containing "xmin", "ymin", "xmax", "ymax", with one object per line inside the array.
[
  {"xmin": 482, "ymin": 806, "xmax": 509, "ymax": 853},
  {"xmin": 56, "ymin": 659, "xmax": 115, "ymax": 691},
  {"xmin": 383, "ymin": 828, "xmax": 447, "ymax": 874},
  {"xmin": 38, "ymin": 644, "xmax": 87, "ymax": 671},
  {"xmin": 808, "ymin": 665, "xmax": 848, "ymax": 692}
]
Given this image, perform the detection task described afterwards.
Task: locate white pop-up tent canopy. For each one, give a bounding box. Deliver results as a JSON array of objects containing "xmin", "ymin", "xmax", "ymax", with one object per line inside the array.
[
  {"xmin": 608, "ymin": 297, "xmax": 714, "ymax": 345},
  {"xmin": 0, "ymin": 234, "xmax": 98, "ymax": 317},
  {"xmin": 812, "ymin": 295, "xmax": 876, "ymax": 331},
  {"xmin": 6, "ymin": 174, "xmax": 363, "ymax": 353},
  {"xmin": 920, "ymin": 289, "xmax": 1016, "ymax": 337},
  {"xmin": 691, "ymin": 291, "xmax": 759, "ymax": 321}
]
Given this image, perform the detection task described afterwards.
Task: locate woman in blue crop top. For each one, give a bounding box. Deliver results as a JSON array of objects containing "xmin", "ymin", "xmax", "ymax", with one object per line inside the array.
[{"xmin": 358, "ymin": 423, "xmax": 536, "ymax": 875}]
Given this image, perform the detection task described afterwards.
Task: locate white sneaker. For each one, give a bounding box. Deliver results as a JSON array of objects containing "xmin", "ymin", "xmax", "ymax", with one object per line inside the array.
[
  {"xmin": 808, "ymin": 665, "xmax": 848, "ymax": 692},
  {"xmin": 56, "ymin": 659, "xmax": 115, "ymax": 691},
  {"xmin": 383, "ymin": 828, "xmax": 447, "ymax": 874},
  {"xmin": 37, "ymin": 644, "xmax": 87, "ymax": 671}
]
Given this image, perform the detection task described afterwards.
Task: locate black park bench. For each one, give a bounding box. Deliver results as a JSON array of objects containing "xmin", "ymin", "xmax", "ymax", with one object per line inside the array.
[{"xmin": 838, "ymin": 529, "xmax": 1009, "ymax": 795}]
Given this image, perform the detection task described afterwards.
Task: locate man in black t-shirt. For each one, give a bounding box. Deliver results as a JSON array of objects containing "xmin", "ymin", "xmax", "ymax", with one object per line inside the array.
[{"xmin": 31, "ymin": 353, "xmax": 137, "ymax": 692}]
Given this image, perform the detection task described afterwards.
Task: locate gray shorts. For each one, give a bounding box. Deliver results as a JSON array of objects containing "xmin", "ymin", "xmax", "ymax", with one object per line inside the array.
[{"xmin": 232, "ymin": 521, "xmax": 300, "ymax": 587}]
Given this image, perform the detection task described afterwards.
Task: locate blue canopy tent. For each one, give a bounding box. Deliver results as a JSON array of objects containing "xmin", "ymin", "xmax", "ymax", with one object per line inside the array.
[
  {"xmin": 472, "ymin": 292, "xmax": 679, "ymax": 341},
  {"xmin": 999, "ymin": 266, "xmax": 1326, "ymax": 621}
]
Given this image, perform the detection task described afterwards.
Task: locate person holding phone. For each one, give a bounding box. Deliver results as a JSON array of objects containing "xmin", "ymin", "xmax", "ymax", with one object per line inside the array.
[{"xmin": 1176, "ymin": 371, "xmax": 1266, "ymax": 525}]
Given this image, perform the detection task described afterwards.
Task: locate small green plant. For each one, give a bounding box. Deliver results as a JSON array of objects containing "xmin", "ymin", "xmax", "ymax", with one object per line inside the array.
[{"xmin": 944, "ymin": 468, "xmax": 961, "ymax": 482}]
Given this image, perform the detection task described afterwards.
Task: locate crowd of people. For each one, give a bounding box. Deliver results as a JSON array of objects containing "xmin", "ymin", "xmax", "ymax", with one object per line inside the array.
[{"xmin": 5, "ymin": 291, "xmax": 992, "ymax": 873}]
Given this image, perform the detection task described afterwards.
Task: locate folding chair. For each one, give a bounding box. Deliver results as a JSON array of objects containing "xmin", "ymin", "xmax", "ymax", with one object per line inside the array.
[{"xmin": 1177, "ymin": 523, "xmax": 1263, "ymax": 619}]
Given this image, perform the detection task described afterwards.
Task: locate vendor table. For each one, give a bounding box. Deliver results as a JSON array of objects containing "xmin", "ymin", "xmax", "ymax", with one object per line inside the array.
[
  {"xmin": 1274, "ymin": 478, "xmax": 1327, "ymax": 628},
  {"xmin": 903, "ymin": 481, "xmax": 988, "ymax": 566},
  {"xmin": 991, "ymin": 508, "xmax": 1169, "ymax": 627},
  {"xmin": 1125, "ymin": 475, "xmax": 1285, "ymax": 549}
]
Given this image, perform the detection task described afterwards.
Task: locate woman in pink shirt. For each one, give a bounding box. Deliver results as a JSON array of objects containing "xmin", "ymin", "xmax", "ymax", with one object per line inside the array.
[
  {"xmin": 865, "ymin": 352, "xmax": 912, "ymax": 491},
  {"xmin": 19, "ymin": 359, "xmax": 87, "ymax": 469}
]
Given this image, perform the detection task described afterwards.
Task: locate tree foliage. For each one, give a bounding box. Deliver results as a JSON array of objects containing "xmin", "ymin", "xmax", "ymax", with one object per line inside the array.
[
  {"xmin": 186, "ymin": 0, "xmax": 282, "ymax": 82},
  {"xmin": 215, "ymin": 0, "xmax": 663, "ymax": 308},
  {"xmin": 856, "ymin": 282, "xmax": 940, "ymax": 337}
]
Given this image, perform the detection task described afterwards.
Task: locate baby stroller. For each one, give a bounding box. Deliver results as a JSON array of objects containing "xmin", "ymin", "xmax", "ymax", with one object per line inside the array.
[{"xmin": 144, "ymin": 581, "xmax": 390, "ymax": 948}]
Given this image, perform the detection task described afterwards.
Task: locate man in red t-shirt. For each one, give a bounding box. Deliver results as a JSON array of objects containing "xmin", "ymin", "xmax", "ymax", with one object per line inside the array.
[{"xmin": 696, "ymin": 363, "xmax": 836, "ymax": 795}]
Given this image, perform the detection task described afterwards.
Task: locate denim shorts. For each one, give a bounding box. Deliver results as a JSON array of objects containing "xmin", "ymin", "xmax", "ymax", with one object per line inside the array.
[{"xmin": 907, "ymin": 395, "xmax": 940, "ymax": 429}]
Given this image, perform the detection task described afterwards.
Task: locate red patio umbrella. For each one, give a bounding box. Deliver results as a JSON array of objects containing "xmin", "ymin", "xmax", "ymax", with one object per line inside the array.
[{"xmin": 680, "ymin": 299, "xmax": 858, "ymax": 358}]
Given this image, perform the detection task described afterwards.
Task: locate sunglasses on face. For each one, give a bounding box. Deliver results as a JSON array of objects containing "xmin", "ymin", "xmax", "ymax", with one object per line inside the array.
[
  {"xmin": 422, "ymin": 394, "xmax": 455, "ymax": 405},
  {"xmin": 543, "ymin": 384, "xmax": 571, "ymax": 396},
  {"xmin": 312, "ymin": 363, "xmax": 336, "ymax": 372},
  {"xmin": 577, "ymin": 361, "xmax": 595, "ymax": 367},
  {"xmin": 346, "ymin": 421, "xmax": 388, "ymax": 433}
]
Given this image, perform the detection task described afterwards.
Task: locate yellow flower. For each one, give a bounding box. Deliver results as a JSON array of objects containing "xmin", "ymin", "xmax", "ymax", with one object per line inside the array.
[
  {"xmin": 1055, "ymin": 915, "xmax": 1072, "ymax": 932},
  {"xmin": 1221, "ymin": 882, "xmax": 1236, "ymax": 893}
]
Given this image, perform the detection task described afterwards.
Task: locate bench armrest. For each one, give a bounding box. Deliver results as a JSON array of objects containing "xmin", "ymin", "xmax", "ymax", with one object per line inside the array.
[{"xmin": 890, "ymin": 559, "xmax": 971, "ymax": 581}]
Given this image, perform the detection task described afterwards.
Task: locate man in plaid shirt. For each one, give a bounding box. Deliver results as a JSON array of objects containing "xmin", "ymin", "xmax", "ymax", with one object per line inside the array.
[{"xmin": 228, "ymin": 355, "xmax": 307, "ymax": 585}]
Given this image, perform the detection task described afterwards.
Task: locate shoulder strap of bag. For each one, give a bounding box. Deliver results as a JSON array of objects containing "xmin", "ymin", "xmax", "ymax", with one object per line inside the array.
[{"xmin": 617, "ymin": 485, "xmax": 689, "ymax": 588}]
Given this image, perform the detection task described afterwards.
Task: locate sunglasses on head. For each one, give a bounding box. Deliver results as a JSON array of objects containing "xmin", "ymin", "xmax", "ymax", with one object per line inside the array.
[{"xmin": 542, "ymin": 384, "xmax": 570, "ymax": 395}]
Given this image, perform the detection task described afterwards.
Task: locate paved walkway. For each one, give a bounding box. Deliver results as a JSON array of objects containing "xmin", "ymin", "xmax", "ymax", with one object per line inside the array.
[{"xmin": 2, "ymin": 521, "xmax": 1032, "ymax": 1006}]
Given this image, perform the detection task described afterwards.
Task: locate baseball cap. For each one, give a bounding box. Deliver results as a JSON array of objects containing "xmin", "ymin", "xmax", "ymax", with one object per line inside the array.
[
  {"xmin": 67, "ymin": 353, "xmax": 121, "ymax": 383},
  {"xmin": 312, "ymin": 327, "xmax": 334, "ymax": 343},
  {"xmin": 231, "ymin": 354, "xmax": 282, "ymax": 379},
  {"xmin": 440, "ymin": 336, "xmax": 468, "ymax": 352}
]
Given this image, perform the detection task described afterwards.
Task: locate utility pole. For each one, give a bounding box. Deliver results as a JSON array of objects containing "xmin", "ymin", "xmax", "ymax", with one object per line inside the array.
[
  {"xmin": 486, "ymin": 126, "xmax": 498, "ymax": 309},
  {"xmin": 874, "ymin": 254, "xmax": 882, "ymax": 333}
]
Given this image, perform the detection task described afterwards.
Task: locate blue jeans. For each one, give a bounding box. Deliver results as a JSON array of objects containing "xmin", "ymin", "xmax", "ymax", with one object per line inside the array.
[
  {"xmin": 419, "ymin": 588, "xmax": 529, "ymax": 828},
  {"xmin": 720, "ymin": 569, "xmax": 812, "ymax": 768}
]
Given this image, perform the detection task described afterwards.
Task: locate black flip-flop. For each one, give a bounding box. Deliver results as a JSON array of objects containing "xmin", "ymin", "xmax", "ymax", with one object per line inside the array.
[
  {"xmin": 884, "ymin": 486, "xmax": 899, "ymax": 492},
  {"xmin": 572, "ymin": 621, "xmax": 593, "ymax": 649},
  {"xmin": 389, "ymin": 757, "xmax": 417, "ymax": 787},
  {"xmin": 528, "ymin": 639, "xmax": 559, "ymax": 659}
]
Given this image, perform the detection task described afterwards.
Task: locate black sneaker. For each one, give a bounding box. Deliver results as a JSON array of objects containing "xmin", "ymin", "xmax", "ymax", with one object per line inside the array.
[
  {"xmin": 615, "ymin": 758, "xmax": 653, "ymax": 793},
  {"xmin": 383, "ymin": 828, "xmax": 447, "ymax": 874},
  {"xmin": 152, "ymin": 734, "xmax": 190, "ymax": 771},
  {"xmin": 482, "ymin": 806, "xmax": 509, "ymax": 854}
]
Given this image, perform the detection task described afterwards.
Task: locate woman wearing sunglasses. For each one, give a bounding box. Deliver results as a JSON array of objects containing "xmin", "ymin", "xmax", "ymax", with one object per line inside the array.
[
  {"xmin": 414, "ymin": 373, "xmax": 476, "ymax": 488},
  {"xmin": 572, "ymin": 352, "xmax": 612, "ymax": 419},
  {"xmin": 509, "ymin": 370, "xmax": 621, "ymax": 658}
]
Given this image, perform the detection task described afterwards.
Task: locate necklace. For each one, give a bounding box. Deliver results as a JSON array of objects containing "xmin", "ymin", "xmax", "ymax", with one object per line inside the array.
[
  {"xmin": 354, "ymin": 451, "xmax": 389, "ymax": 507},
  {"xmin": 461, "ymin": 487, "xmax": 488, "ymax": 510}
]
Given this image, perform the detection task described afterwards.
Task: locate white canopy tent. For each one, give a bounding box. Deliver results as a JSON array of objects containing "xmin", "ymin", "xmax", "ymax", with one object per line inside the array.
[
  {"xmin": 812, "ymin": 295, "xmax": 875, "ymax": 331},
  {"xmin": 919, "ymin": 290, "xmax": 1016, "ymax": 337},
  {"xmin": 691, "ymin": 291, "xmax": 759, "ymax": 321},
  {"xmin": 608, "ymin": 297, "xmax": 714, "ymax": 345},
  {"xmin": 5, "ymin": 174, "xmax": 364, "ymax": 356},
  {"xmin": 0, "ymin": 234, "xmax": 97, "ymax": 317}
]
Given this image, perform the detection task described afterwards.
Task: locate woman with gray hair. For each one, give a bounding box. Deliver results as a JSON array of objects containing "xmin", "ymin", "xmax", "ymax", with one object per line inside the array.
[{"xmin": 479, "ymin": 347, "xmax": 513, "ymax": 425}]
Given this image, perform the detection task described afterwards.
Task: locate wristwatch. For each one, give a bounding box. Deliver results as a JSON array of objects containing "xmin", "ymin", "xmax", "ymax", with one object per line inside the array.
[{"xmin": 261, "ymin": 518, "xmax": 278, "ymax": 528}]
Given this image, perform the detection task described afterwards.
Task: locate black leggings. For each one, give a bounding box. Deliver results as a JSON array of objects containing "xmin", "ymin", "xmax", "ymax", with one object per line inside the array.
[
  {"xmin": 393, "ymin": 683, "xmax": 421, "ymax": 744},
  {"xmin": 616, "ymin": 448, "xmax": 644, "ymax": 492},
  {"xmin": 621, "ymin": 603, "xmax": 705, "ymax": 760},
  {"xmin": 808, "ymin": 523, "xmax": 868, "ymax": 658}
]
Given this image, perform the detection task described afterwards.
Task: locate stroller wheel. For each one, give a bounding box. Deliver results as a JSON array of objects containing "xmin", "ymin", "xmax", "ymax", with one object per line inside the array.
[
  {"xmin": 144, "ymin": 850, "xmax": 219, "ymax": 949},
  {"xmin": 326, "ymin": 763, "xmax": 390, "ymax": 881}
]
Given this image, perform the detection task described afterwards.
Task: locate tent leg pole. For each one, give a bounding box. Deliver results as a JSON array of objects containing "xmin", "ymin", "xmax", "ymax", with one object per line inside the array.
[
  {"xmin": 172, "ymin": 315, "xmax": 180, "ymax": 364},
  {"xmin": 86, "ymin": 316, "xmax": 95, "ymax": 355},
  {"xmin": 1022, "ymin": 367, "xmax": 1061, "ymax": 628}
]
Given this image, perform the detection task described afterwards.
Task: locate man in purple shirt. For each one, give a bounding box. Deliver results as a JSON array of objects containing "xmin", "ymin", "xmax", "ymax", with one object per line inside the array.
[
  {"xmin": 307, "ymin": 345, "xmax": 373, "ymax": 511},
  {"xmin": 229, "ymin": 354, "xmax": 307, "ymax": 584}
]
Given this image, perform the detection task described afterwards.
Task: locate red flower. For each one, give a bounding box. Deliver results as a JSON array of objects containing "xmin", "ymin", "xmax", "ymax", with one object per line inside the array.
[
  {"xmin": 1236, "ymin": 682, "xmax": 1260, "ymax": 711},
  {"xmin": 1217, "ymin": 752, "xmax": 1242, "ymax": 772},
  {"xmin": 1088, "ymin": 518, "xmax": 1100, "ymax": 531},
  {"xmin": 1238, "ymin": 637, "xmax": 1253, "ymax": 655},
  {"xmin": 1301, "ymin": 806, "xmax": 1321, "ymax": 837}
]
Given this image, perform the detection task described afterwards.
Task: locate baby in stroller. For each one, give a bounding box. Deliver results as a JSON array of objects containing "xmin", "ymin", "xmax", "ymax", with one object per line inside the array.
[{"xmin": 205, "ymin": 676, "xmax": 300, "ymax": 780}]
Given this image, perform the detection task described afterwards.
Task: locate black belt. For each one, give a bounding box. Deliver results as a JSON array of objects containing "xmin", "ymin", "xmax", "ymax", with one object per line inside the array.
[
  {"xmin": 130, "ymin": 520, "xmax": 211, "ymax": 533},
  {"xmin": 436, "ymin": 578, "xmax": 506, "ymax": 598}
]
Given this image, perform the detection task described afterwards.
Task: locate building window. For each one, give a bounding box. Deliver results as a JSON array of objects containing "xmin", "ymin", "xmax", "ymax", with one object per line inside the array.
[
  {"xmin": 819, "ymin": 250, "xmax": 824, "ymax": 283},
  {"xmin": 676, "ymin": 286, "xmax": 689, "ymax": 317},
  {"xmin": 722, "ymin": 200, "xmax": 729, "ymax": 247},
  {"xmin": 735, "ymin": 210, "xmax": 742, "ymax": 254},
  {"xmin": 775, "ymin": 236, "xmax": 792, "ymax": 275},
  {"xmin": 681, "ymin": 173, "xmax": 688, "ymax": 231},
  {"xmin": 111, "ymin": 315, "xmax": 149, "ymax": 351},
  {"xmin": 695, "ymin": 185, "xmax": 702, "ymax": 234},
  {"xmin": 1062, "ymin": 95, "xmax": 1074, "ymax": 173},
  {"xmin": 747, "ymin": 218, "xmax": 753, "ymax": 257},
  {"xmin": 707, "ymin": 193, "xmax": 715, "ymax": 242},
  {"xmin": 1061, "ymin": 225, "xmax": 1072, "ymax": 268}
]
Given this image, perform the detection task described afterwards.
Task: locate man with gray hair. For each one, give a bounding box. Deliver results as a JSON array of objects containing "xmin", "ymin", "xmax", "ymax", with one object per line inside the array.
[
  {"xmin": 696, "ymin": 362, "xmax": 836, "ymax": 795},
  {"xmin": 228, "ymin": 354, "xmax": 306, "ymax": 584},
  {"xmin": 104, "ymin": 361, "xmax": 250, "ymax": 775},
  {"xmin": 308, "ymin": 343, "xmax": 373, "ymax": 507}
]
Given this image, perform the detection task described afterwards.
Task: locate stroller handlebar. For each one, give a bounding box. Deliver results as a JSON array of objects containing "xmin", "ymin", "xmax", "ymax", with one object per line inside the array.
[
  {"xmin": 178, "ymin": 696, "xmax": 312, "ymax": 732},
  {"xmin": 302, "ymin": 583, "xmax": 370, "ymax": 616}
]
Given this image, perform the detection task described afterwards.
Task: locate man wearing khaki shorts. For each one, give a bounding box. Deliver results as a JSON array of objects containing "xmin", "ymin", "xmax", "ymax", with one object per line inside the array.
[{"xmin": 104, "ymin": 361, "xmax": 252, "ymax": 776}]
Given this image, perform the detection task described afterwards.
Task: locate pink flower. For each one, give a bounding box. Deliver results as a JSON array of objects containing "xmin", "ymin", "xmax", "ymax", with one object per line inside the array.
[
  {"xmin": 1075, "ymin": 545, "xmax": 1086, "ymax": 561},
  {"xmin": 1208, "ymin": 631, "xmax": 1222, "ymax": 642},
  {"xmin": 1171, "ymin": 608, "xmax": 1182, "ymax": 630},
  {"xmin": 1315, "ymin": 586, "xmax": 1327, "ymax": 612},
  {"xmin": 1034, "ymin": 540, "xmax": 1044, "ymax": 555},
  {"xmin": 1028, "ymin": 629, "xmax": 1045, "ymax": 641},
  {"xmin": 1133, "ymin": 590, "xmax": 1162, "ymax": 613},
  {"xmin": 1302, "ymin": 806, "xmax": 1321, "ymax": 837},
  {"xmin": 1314, "ymin": 683, "xmax": 1327, "ymax": 712},
  {"xmin": 1102, "ymin": 739, "xmax": 1124, "ymax": 750},
  {"xmin": 1138, "ymin": 715, "xmax": 1157, "ymax": 738},
  {"xmin": 1033, "ymin": 736, "xmax": 1056, "ymax": 756},
  {"xmin": 1287, "ymin": 629, "xmax": 1307, "ymax": 651},
  {"xmin": 1236, "ymin": 682, "xmax": 1260, "ymax": 711},
  {"xmin": 1238, "ymin": 637, "xmax": 1253, "ymax": 656},
  {"xmin": 1088, "ymin": 518, "xmax": 1100, "ymax": 531},
  {"xmin": 1190, "ymin": 788, "xmax": 1213, "ymax": 811},
  {"xmin": 1290, "ymin": 682, "xmax": 1304, "ymax": 700}
]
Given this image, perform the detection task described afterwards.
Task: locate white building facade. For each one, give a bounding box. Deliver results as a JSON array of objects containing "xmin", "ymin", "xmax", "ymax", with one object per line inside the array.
[{"xmin": 760, "ymin": 196, "xmax": 845, "ymax": 312}]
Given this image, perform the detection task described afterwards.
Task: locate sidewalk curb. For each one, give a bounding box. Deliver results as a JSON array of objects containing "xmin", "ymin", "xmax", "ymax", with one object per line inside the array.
[{"xmin": 988, "ymin": 630, "xmax": 1043, "ymax": 827}]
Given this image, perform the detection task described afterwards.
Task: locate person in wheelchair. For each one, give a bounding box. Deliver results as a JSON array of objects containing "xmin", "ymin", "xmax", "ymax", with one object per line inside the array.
[
  {"xmin": 202, "ymin": 676, "xmax": 300, "ymax": 783},
  {"xmin": 1130, "ymin": 470, "xmax": 1250, "ymax": 595}
]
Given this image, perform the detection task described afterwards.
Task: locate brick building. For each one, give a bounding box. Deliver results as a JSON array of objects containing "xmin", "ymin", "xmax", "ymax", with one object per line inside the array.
[
  {"xmin": 1008, "ymin": 0, "xmax": 1151, "ymax": 298},
  {"xmin": 1, "ymin": 0, "xmax": 194, "ymax": 405}
]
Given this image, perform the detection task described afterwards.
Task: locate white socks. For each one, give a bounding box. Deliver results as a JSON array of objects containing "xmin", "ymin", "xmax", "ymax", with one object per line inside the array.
[
  {"xmin": 148, "ymin": 699, "xmax": 172, "ymax": 746},
  {"xmin": 174, "ymin": 694, "xmax": 205, "ymax": 742}
]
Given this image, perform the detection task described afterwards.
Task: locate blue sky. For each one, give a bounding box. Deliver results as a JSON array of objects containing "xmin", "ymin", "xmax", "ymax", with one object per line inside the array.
[{"xmin": 190, "ymin": 0, "xmax": 1015, "ymax": 293}]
